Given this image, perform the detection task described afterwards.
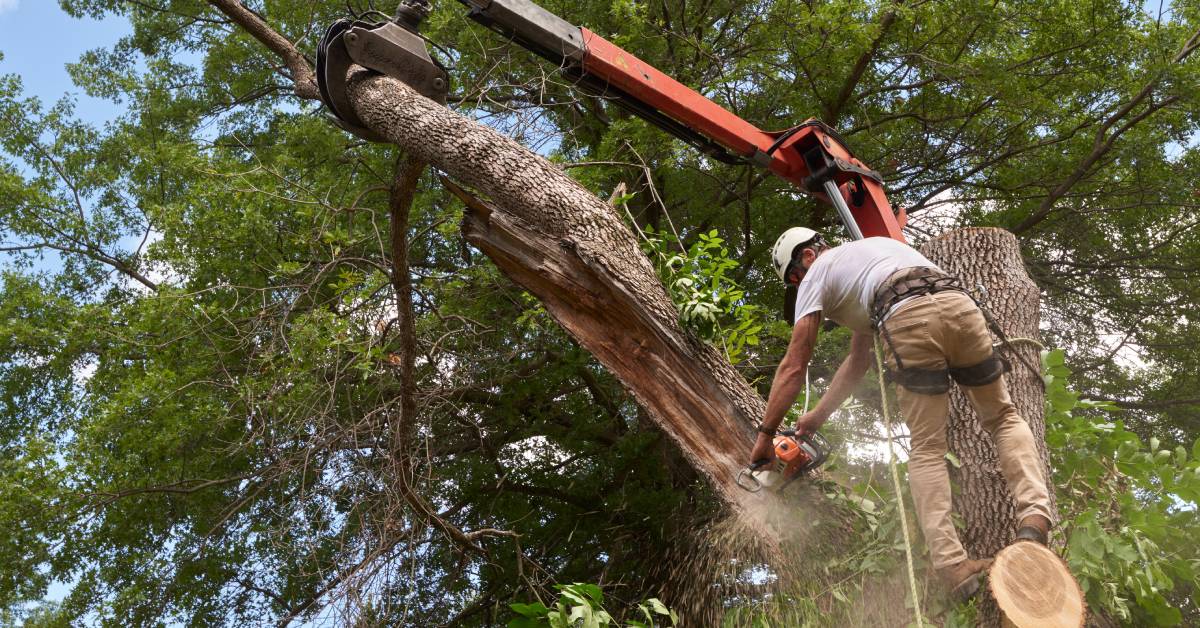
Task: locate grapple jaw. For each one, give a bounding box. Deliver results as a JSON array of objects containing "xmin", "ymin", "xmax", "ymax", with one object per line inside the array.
[{"xmin": 316, "ymin": 7, "xmax": 449, "ymax": 142}]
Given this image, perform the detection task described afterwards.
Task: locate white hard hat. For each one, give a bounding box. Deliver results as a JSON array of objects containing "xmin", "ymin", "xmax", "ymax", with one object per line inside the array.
[{"xmin": 770, "ymin": 227, "xmax": 822, "ymax": 281}]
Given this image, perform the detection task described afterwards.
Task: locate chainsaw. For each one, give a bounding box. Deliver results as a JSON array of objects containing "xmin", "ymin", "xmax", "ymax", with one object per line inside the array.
[{"xmin": 736, "ymin": 429, "xmax": 830, "ymax": 493}]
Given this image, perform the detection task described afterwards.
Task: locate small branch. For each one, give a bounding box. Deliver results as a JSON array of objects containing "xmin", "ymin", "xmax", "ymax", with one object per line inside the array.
[
  {"xmin": 1087, "ymin": 395, "xmax": 1200, "ymax": 410},
  {"xmin": 206, "ymin": 0, "xmax": 320, "ymax": 100},
  {"xmin": 388, "ymin": 154, "xmax": 425, "ymax": 449},
  {"xmin": 1012, "ymin": 26, "xmax": 1200, "ymax": 234},
  {"xmin": 6, "ymin": 240, "xmax": 159, "ymax": 291},
  {"xmin": 824, "ymin": 5, "xmax": 900, "ymax": 123},
  {"xmin": 386, "ymin": 155, "xmax": 503, "ymax": 557},
  {"xmin": 85, "ymin": 474, "xmax": 250, "ymax": 503}
]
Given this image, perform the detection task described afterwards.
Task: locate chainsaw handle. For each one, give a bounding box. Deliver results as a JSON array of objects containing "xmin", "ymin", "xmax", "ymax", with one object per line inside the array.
[
  {"xmin": 737, "ymin": 458, "xmax": 775, "ymax": 493},
  {"xmin": 736, "ymin": 467, "xmax": 764, "ymax": 493}
]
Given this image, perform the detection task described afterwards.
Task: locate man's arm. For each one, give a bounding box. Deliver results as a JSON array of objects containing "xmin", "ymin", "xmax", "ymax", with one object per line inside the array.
[
  {"xmin": 750, "ymin": 312, "xmax": 821, "ymax": 463},
  {"xmin": 795, "ymin": 330, "xmax": 873, "ymax": 433},
  {"xmin": 761, "ymin": 312, "xmax": 822, "ymax": 432}
]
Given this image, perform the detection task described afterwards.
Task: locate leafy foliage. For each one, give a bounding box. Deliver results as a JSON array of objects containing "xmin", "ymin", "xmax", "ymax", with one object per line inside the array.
[
  {"xmin": 0, "ymin": 0, "xmax": 1197, "ymax": 624},
  {"xmin": 640, "ymin": 226, "xmax": 769, "ymax": 363},
  {"xmin": 1045, "ymin": 349, "xmax": 1200, "ymax": 625},
  {"xmin": 508, "ymin": 583, "xmax": 677, "ymax": 628}
]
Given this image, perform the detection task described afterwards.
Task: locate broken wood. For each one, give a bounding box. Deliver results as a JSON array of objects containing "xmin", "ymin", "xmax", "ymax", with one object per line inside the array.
[{"xmin": 989, "ymin": 541, "xmax": 1085, "ymax": 628}]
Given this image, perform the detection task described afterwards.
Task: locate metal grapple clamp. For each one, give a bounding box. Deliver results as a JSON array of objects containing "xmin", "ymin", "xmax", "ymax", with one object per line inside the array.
[{"xmin": 316, "ymin": 3, "xmax": 449, "ymax": 142}]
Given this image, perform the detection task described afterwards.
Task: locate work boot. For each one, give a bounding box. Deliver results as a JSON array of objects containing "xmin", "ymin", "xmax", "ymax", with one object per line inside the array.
[
  {"xmin": 1015, "ymin": 514, "xmax": 1051, "ymax": 546},
  {"xmin": 937, "ymin": 558, "xmax": 993, "ymax": 601}
]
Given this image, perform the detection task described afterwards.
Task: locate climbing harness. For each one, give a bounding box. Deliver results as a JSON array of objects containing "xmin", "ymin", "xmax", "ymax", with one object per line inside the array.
[{"xmin": 870, "ymin": 267, "xmax": 1043, "ymax": 395}]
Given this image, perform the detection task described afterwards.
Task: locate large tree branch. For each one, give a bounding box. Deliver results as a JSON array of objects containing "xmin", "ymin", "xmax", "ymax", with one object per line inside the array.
[
  {"xmin": 824, "ymin": 5, "xmax": 900, "ymax": 123},
  {"xmin": 206, "ymin": 0, "xmax": 320, "ymax": 100},
  {"xmin": 343, "ymin": 70, "xmax": 765, "ymax": 513}
]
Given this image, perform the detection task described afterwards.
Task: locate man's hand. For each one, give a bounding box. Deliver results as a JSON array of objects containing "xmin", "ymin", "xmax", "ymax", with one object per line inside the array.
[
  {"xmin": 749, "ymin": 432, "xmax": 775, "ymax": 465},
  {"xmin": 793, "ymin": 410, "xmax": 828, "ymax": 435}
]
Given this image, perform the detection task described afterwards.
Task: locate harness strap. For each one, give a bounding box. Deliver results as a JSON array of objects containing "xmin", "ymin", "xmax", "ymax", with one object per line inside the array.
[
  {"xmin": 872, "ymin": 267, "xmax": 1030, "ymax": 395},
  {"xmin": 872, "ymin": 267, "xmax": 1047, "ymax": 395},
  {"xmin": 870, "ymin": 266, "xmax": 966, "ymax": 329},
  {"xmin": 949, "ymin": 351, "xmax": 1009, "ymax": 387},
  {"xmin": 976, "ymin": 299, "xmax": 1047, "ymax": 390},
  {"xmin": 893, "ymin": 367, "xmax": 951, "ymax": 395}
]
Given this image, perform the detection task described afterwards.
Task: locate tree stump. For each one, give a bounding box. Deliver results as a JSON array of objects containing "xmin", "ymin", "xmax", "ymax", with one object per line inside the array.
[
  {"xmin": 920, "ymin": 228, "xmax": 1057, "ymax": 557},
  {"xmin": 989, "ymin": 542, "xmax": 1085, "ymax": 628}
]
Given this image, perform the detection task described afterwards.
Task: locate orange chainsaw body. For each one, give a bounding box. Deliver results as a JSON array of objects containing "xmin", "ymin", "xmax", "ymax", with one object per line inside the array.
[
  {"xmin": 737, "ymin": 430, "xmax": 830, "ymax": 493},
  {"xmin": 772, "ymin": 433, "xmax": 811, "ymax": 477}
]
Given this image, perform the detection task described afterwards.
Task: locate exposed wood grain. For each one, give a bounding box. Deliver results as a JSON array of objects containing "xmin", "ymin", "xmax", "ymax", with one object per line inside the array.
[{"xmin": 991, "ymin": 542, "xmax": 1085, "ymax": 628}]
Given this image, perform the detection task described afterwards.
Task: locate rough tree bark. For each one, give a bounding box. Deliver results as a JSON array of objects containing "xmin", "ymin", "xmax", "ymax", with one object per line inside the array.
[
  {"xmin": 921, "ymin": 228, "xmax": 1059, "ymax": 624},
  {"xmin": 346, "ymin": 70, "xmax": 764, "ymax": 512}
]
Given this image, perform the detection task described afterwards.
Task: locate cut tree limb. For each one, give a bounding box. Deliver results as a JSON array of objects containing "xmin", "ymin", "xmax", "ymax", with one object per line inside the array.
[
  {"xmin": 348, "ymin": 69, "xmax": 763, "ymax": 510},
  {"xmin": 990, "ymin": 541, "xmax": 1085, "ymax": 628}
]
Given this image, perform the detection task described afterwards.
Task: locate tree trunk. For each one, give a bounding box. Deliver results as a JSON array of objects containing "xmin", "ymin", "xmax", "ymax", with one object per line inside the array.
[
  {"xmin": 921, "ymin": 228, "xmax": 1059, "ymax": 624},
  {"xmin": 346, "ymin": 70, "xmax": 764, "ymax": 513}
]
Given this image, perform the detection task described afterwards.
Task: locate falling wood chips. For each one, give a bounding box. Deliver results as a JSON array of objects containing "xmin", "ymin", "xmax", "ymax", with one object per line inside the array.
[{"xmin": 990, "ymin": 541, "xmax": 1086, "ymax": 627}]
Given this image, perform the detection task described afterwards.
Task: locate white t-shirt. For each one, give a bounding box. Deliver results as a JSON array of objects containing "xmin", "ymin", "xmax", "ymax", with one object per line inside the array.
[{"xmin": 792, "ymin": 237, "xmax": 941, "ymax": 332}]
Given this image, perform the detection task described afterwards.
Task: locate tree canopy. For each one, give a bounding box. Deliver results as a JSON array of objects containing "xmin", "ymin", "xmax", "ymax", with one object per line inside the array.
[{"xmin": 1, "ymin": 0, "xmax": 1198, "ymax": 625}]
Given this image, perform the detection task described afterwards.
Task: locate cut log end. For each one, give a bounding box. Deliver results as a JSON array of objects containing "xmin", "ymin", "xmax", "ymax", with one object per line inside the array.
[{"xmin": 989, "ymin": 542, "xmax": 1085, "ymax": 628}]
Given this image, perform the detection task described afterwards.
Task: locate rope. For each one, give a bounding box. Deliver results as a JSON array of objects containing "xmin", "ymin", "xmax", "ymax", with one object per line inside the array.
[
  {"xmin": 803, "ymin": 367, "xmax": 811, "ymax": 414},
  {"xmin": 873, "ymin": 337, "xmax": 925, "ymax": 628}
]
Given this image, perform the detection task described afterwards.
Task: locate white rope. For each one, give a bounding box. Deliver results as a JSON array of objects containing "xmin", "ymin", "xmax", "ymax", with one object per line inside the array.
[
  {"xmin": 874, "ymin": 337, "xmax": 924, "ymax": 628},
  {"xmin": 803, "ymin": 367, "xmax": 811, "ymax": 414}
]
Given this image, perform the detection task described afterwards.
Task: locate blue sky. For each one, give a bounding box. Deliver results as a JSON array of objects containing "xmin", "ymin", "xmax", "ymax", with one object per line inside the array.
[
  {"xmin": 0, "ymin": 1, "xmax": 131, "ymax": 124},
  {"xmin": 0, "ymin": 1, "xmax": 134, "ymax": 610}
]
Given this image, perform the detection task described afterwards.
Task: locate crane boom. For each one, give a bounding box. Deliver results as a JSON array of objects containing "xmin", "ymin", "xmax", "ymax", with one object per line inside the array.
[
  {"xmin": 458, "ymin": 0, "xmax": 904, "ymax": 241},
  {"xmin": 317, "ymin": 0, "xmax": 906, "ymax": 241}
]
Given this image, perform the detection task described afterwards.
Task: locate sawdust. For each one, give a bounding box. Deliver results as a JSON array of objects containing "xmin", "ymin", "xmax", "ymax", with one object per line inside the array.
[{"xmin": 651, "ymin": 482, "xmax": 929, "ymax": 626}]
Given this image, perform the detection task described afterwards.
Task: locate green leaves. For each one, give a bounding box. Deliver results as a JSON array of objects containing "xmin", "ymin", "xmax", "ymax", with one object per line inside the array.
[
  {"xmin": 507, "ymin": 584, "xmax": 675, "ymax": 628},
  {"xmin": 2, "ymin": 0, "xmax": 1199, "ymax": 624},
  {"xmin": 640, "ymin": 227, "xmax": 768, "ymax": 364},
  {"xmin": 1047, "ymin": 350, "xmax": 1200, "ymax": 626},
  {"xmin": 630, "ymin": 598, "xmax": 677, "ymax": 628}
]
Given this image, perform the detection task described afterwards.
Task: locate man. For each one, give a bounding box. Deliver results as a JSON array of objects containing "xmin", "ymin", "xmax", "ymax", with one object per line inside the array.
[{"xmin": 750, "ymin": 227, "xmax": 1053, "ymax": 600}]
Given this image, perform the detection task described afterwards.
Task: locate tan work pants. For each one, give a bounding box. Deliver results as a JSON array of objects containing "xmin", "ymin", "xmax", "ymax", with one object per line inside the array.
[{"xmin": 880, "ymin": 291, "xmax": 1053, "ymax": 569}]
